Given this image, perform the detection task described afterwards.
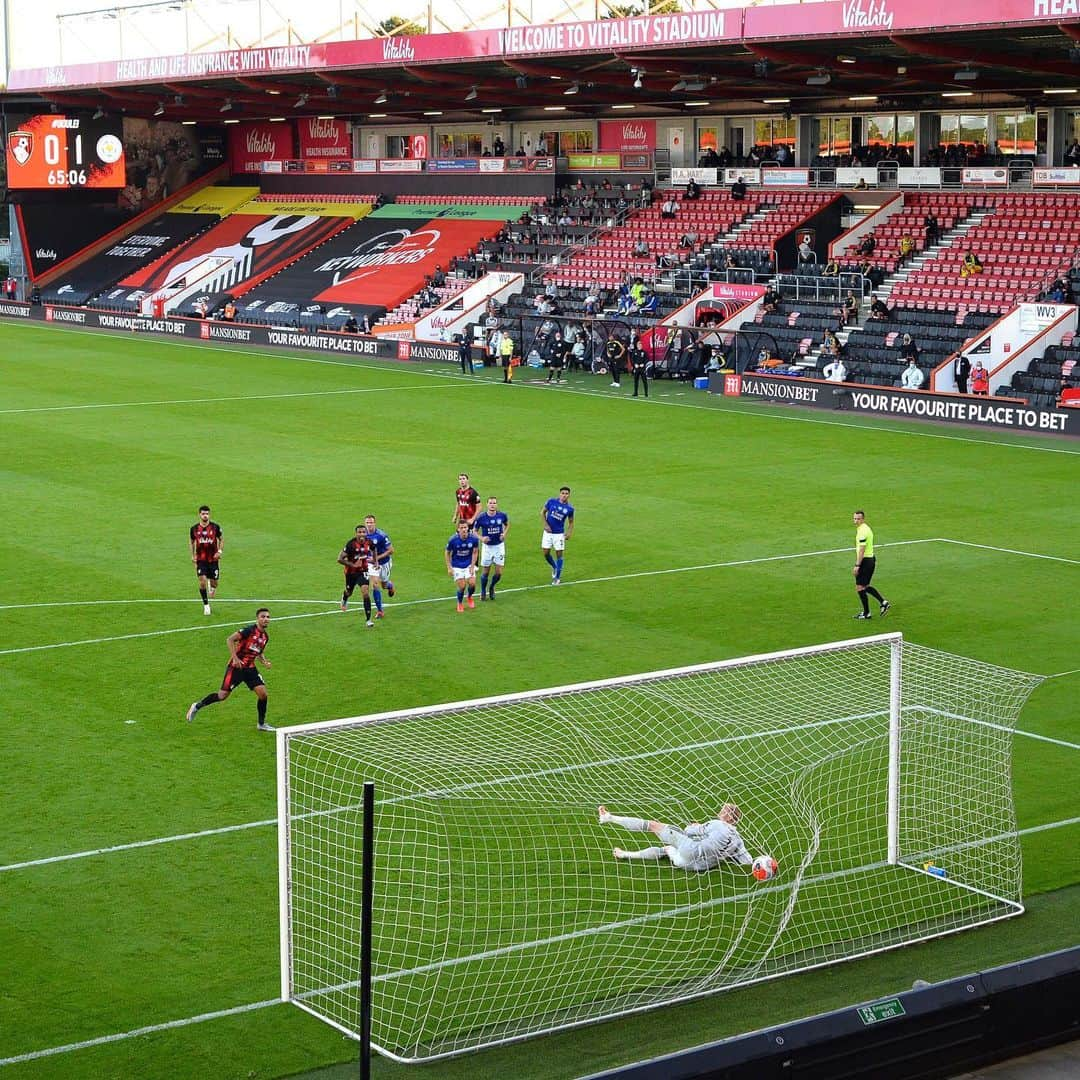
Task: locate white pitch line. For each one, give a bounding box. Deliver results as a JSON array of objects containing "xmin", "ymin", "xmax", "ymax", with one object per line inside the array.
[
  {"xmin": 0, "ymin": 383, "xmax": 463, "ymax": 416},
  {"xmin": 937, "ymin": 537, "xmax": 1080, "ymax": 566},
  {"xmin": 0, "ymin": 598, "xmax": 332, "ymax": 612},
  {"xmin": 3, "ymin": 813, "xmax": 1077, "ymax": 1068},
  {"xmin": 1048, "ymin": 668, "xmax": 1080, "ymax": 679},
  {"xmin": 0, "ymin": 539, "xmax": 937, "ymax": 658},
  {"xmin": 0, "ymin": 999, "xmax": 281, "ymax": 1068}
]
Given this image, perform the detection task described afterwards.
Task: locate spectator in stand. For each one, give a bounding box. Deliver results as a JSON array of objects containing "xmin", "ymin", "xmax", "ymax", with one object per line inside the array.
[
  {"xmin": 616, "ymin": 284, "xmax": 634, "ymax": 315},
  {"xmin": 685, "ymin": 178, "xmax": 701, "ymax": 201},
  {"xmin": 843, "ymin": 291, "xmax": 859, "ymax": 325},
  {"xmin": 730, "ymin": 176, "xmax": 747, "ymax": 201},
  {"xmin": 583, "ymin": 284, "xmax": 602, "ymax": 316},
  {"xmin": 898, "ymin": 234, "xmax": 915, "ymax": 263},
  {"xmin": 900, "ymin": 357, "xmax": 925, "ymax": 390},
  {"xmin": 493, "ymin": 135, "xmax": 505, "ymax": 157},
  {"xmin": 924, "ymin": 212, "xmax": 940, "ymax": 244},
  {"xmin": 629, "ymin": 278, "xmax": 646, "ymax": 309},
  {"xmin": 4, "ymin": 277, "xmax": 17, "ymax": 300},
  {"xmin": 679, "ymin": 230, "xmax": 699, "ymax": 250},
  {"xmin": 603, "ymin": 336, "xmax": 627, "ymax": 388},
  {"xmin": 222, "ymin": 300, "xmax": 237, "ymax": 321},
  {"xmin": 1047, "ymin": 279, "xmax": 1067, "ymax": 303},
  {"xmin": 571, "ymin": 333, "xmax": 588, "ymax": 371},
  {"xmin": 821, "ymin": 329, "xmax": 841, "ymax": 359},
  {"xmin": 854, "ymin": 177, "xmax": 868, "ymax": 190},
  {"xmin": 954, "ymin": 353, "xmax": 971, "ymax": 394},
  {"xmin": 971, "ymin": 360, "xmax": 990, "ymax": 395},
  {"xmin": 960, "ymin": 251, "xmax": 984, "ymax": 279},
  {"xmin": 869, "ymin": 294, "xmax": 891, "ymax": 321},
  {"xmin": 823, "ymin": 355, "xmax": 847, "ymax": 382},
  {"xmin": 899, "ymin": 333, "xmax": 920, "ymax": 364},
  {"xmin": 343, "ymin": 315, "xmax": 359, "ymax": 334},
  {"xmin": 762, "ymin": 287, "xmax": 780, "ymax": 314},
  {"xmin": 660, "ymin": 196, "xmax": 677, "ymax": 219},
  {"xmin": 432, "ymin": 265, "xmax": 446, "ymax": 288},
  {"xmin": 636, "ymin": 289, "xmax": 659, "ymax": 316},
  {"xmin": 856, "ymin": 234, "xmax": 876, "ymax": 257},
  {"xmin": 632, "ymin": 238, "xmax": 650, "ymax": 259},
  {"xmin": 822, "ymin": 259, "xmax": 840, "ymax": 277}
]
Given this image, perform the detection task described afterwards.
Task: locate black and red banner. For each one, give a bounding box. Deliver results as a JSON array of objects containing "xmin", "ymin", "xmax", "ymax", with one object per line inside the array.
[{"xmin": 105, "ymin": 212, "xmax": 348, "ymax": 312}]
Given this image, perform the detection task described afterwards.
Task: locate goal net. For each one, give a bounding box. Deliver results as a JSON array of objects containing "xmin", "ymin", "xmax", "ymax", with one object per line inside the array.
[{"xmin": 276, "ymin": 633, "xmax": 1042, "ymax": 1062}]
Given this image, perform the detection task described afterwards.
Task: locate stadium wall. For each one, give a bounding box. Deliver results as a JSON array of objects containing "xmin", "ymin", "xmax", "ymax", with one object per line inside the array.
[
  {"xmin": 583, "ymin": 945, "xmax": 1080, "ymax": 1080},
  {"xmin": 258, "ymin": 173, "xmax": 555, "ymax": 198}
]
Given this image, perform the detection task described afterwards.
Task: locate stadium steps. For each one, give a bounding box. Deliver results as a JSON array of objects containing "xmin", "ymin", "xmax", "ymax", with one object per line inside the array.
[{"xmin": 879, "ymin": 210, "xmax": 993, "ymax": 304}]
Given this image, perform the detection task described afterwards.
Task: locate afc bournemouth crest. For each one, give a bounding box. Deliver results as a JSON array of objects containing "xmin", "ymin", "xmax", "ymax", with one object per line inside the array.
[{"xmin": 8, "ymin": 131, "xmax": 33, "ymax": 166}]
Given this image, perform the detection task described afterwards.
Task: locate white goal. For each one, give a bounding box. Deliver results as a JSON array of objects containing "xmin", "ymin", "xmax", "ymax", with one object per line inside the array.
[{"xmin": 276, "ymin": 632, "xmax": 1043, "ymax": 1062}]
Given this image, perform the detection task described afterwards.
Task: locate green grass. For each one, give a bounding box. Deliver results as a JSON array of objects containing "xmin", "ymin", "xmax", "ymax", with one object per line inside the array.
[{"xmin": 1, "ymin": 321, "xmax": 1077, "ymax": 1079}]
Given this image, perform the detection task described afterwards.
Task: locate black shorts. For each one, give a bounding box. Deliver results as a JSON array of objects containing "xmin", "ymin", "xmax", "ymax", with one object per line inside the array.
[
  {"xmin": 855, "ymin": 557, "xmax": 877, "ymax": 587},
  {"xmin": 344, "ymin": 571, "xmax": 368, "ymax": 589},
  {"xmin": 549, "ymin": 353, "xmax": 565, "ymax": 368},
  {"xmin": 197, "ymin": 560, "xmax": 220, "ymax": 580},
  {"xmin": 221, "ymin": 663, "xmax": 264, "ymax": 692}
]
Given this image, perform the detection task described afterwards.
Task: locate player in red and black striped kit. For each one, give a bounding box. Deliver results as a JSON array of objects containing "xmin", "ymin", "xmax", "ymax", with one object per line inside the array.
[
  {"xmin": 186, "ymin": 608, "xmax": 274, "ymax": 731},
  {"xmin": 189, "ymin": 505, "xmax": 223, "ymax": 615},
  {"xmin": 453, "ymin": 473, "xmax": 481, "ymax": 527},
  {"xmin": 339, "ymin": 526, "xmax": 378, "ymax": 627}
]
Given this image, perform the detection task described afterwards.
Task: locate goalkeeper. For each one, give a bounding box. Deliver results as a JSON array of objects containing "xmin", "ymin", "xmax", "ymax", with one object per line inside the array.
[{"xmin": 598, "ymin": 803, "xmax": 752, "ymax": 871}]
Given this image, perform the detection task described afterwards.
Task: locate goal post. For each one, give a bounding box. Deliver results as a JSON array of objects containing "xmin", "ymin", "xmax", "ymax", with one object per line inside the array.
[{"xmin": 276, "ymin": 633, "xmax": 1043, "ymax": 1062}]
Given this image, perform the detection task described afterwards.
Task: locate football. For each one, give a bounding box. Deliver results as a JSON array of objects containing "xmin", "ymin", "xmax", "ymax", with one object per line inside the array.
[{"xmin": 752, "ymin": 855, "xmax": 778, "ymax": 881}]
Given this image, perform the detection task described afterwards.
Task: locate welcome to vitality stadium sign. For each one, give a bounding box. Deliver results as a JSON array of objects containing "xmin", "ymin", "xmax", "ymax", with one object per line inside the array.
[{"xmin": 8, "ymin": 0, "xmax": 1074, "ymax": 90}]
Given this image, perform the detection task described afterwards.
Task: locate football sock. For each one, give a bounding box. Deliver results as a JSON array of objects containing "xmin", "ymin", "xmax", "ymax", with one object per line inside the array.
[
  {"xmin": 544, "ymin": 553, "xmax": 557, "ymax": 570},
  {"xmin": 605, "ymin": 813, "xmax": 650, "ymax": 832},
  {"xmin": 481, "ymin": 572, "xmax": 489, "ymax": 595},
  {"xmin": 860, "ymin": 592, "xmax": 870, "ymax": 615},
  {"xmin": 199, "ymin": 587, "xmax": 208, "ymax": 604},
  {"xmin": 373, "ymin": 588, "xmax": 382, "ymax": 613},
  {"xmin": 195, "ymin": 692, "xmax": 220, "ymax": 711},
  {"xmin": 865, "ymin": 586, "xmax": 884, "ymax": 603},
  {"xmin": 363, "ymin": 596, "xmax": 372, "ymax": 619},
  {"xmin": 467, "ymin": 584, "xmax": 476, "ymax": 598},
  {"xmin": 617, "ymin": 846, "xmax": 667, "ymax": 861},
  {"xmin": 456, "ymin": 588, "xmax": 464, "ymax": 603},
  {"xmin": 257, "ymin": 698, "xmax": 267, "ymax": 724},
  {"xmin": 491, "ymin": 572, "xmax": 500, "ymax": 597},
  {"xmin": 555, "ymin": 556, "xmax": 564, "ymax": 577}
]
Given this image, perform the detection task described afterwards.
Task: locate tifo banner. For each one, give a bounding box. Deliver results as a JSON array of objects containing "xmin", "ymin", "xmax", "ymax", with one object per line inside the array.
[
  {"xmin": 232, "ymin": 199, "xmax": 372, "ymax": 219},
  {"xmin": 170, "ymin": 185, "xmax": 260, "ymax": 215},
  {"xmin": 598, "ymin": 120, "xmax": 657, "ymax": 153},
  {"xmin": 107, "ymin": 212, "xmax": 348, "ymax": 309},
  {"xmin": 229, "ymin": 122, "xmax": 296, "ymax": 173},
  {"xmin": 42, "ymin": 213, "xmax": 219, "ymax": 304},
  {"xmin": 297, "ymin": 117, "xmax": 351, "ymax": 159},
  {"xmin": 312, "ymin": 217, "xmax": 503, "ymax": 309},
  {"xmin": 712, "ymin": 372, "xmax": 1078, "ymax": 434},
  {"xmin": 369, "ymin": 203, "xmax": 525, "ymax": 221}
]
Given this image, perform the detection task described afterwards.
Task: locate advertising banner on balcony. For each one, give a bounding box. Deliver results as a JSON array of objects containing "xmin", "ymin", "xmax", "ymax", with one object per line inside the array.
[
  {"xmin": 229, "ymin": 122, "xmax": 296, "ymax": 173},
  {"xmin": 297, "ymin": 117, "xmax": 351, "ymax": 159},
  {"xmin": 598, "ymin": 120, "xmax": 657, "ymax": 152}
]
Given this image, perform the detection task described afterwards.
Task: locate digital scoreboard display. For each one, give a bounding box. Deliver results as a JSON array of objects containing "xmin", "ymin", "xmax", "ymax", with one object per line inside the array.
[{"xmin": 6, "ymin": 114, "xmax": 126, "ymax": 189}]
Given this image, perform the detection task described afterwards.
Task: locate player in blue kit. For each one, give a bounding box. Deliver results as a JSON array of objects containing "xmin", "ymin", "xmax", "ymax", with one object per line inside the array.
[
  {"xmin": 363, "ymin": 514, "xmax": 395, "ymax": 619},
  {"xmin": 445, "ymin": 521, "xmax": 480, "ymax": 612},
  {"xmin": 472, "ymin": 496, "xmax": 510, "ymax": 601},
  {"xmin": 540, "ymin": 486, "xmax": 575, "ymax": 585}
]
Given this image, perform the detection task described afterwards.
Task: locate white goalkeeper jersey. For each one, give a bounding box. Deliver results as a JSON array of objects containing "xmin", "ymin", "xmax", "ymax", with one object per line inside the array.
[{"xmin": 671, "ymin": 819, "xmax": 752, "ymax": 871}]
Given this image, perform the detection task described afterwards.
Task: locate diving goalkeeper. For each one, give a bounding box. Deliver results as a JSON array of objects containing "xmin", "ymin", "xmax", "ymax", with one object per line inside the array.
[{"xmin": 598, "ymin": 803, "xmax": 752, "ymax": 871}]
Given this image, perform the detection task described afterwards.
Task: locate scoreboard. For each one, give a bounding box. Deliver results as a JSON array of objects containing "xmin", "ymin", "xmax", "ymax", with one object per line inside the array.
[{"xmin": 6, "ymin": 114, "xmax": 126, "ymax": 189}]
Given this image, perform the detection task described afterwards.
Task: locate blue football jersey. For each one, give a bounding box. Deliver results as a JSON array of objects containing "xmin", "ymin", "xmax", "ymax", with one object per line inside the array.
[
  {"xmin": 473, "ymin": 511, "xmax": 508, "ymax": 544},
  {"xmin": 543, "ymin": 497, "xmax": 575, "ymax": 534},
  {"xmin": 366, "ymin": 528, "xmax": 392, "ymax": 559},
  {"xmin": 446, "ymin": 534, "xmax": 479, "ymax": 567}
]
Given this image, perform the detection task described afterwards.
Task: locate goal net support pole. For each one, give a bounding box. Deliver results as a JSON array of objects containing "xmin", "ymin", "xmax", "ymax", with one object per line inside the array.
[{"xmin": 276, "ymin": 633, "xmax": 1043, "ymax": 1063}]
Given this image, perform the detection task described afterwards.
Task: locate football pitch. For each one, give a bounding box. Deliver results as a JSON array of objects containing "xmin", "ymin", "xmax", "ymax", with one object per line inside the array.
[{"xmin": 1, "ymin": 321, "xmax": 1077, "ymax": 1080}]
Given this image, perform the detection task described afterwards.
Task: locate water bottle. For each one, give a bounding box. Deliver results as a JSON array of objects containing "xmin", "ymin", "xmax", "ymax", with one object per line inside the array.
[{"xmin": 923, "ymin": 862, "xmax": 948, "ymax": 879}]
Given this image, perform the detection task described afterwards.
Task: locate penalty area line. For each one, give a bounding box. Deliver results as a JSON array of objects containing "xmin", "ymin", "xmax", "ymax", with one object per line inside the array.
[
  {"xmin": 3, "ymin": 814, "xmax": 1078, "ymax": 1067},
  {"xmin": 0, "ymin": 539, "xmax": 938, "ymax": 658}
]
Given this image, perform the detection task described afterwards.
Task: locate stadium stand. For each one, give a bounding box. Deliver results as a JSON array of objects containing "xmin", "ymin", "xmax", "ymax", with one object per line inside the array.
[{"xmin": 998, "ymin": 338, "xmax": 1080, "ymax": 410}]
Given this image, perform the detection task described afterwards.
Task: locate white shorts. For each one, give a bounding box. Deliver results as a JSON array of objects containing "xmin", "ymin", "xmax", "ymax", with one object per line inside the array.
[
  {"xmin": 541, "ymin": 532, "xmax": 566, "ymax": 551},
  {"xmin": 451, "ymin": 565, "xmax": 475, "ymax": 582},
  {"xmin": 368, "ymin": 558, "xmax": 392, "ymax": 584},
  {"xmin": 480, "ymin": 542, "xmax": 505, "ymax": 567}
]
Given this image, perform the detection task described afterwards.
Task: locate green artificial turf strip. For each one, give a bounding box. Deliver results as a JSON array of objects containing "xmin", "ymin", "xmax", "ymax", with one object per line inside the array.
[{"xmin": 1, "ymin": 321, "xmax": 1076, "ymax": 1079}]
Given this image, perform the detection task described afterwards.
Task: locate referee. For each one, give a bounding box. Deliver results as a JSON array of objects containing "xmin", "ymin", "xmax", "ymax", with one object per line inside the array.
[{"xmin": 852, "ymin": 510, "xmax": 890, "ymax": 619}]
